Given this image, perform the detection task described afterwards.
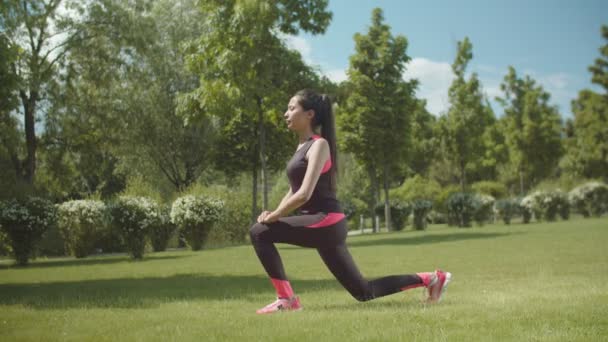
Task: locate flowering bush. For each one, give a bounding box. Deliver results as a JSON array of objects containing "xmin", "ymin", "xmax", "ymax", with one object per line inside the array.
[
  {"xmin": 171, "ymin": 195, "xmax": 223, "ymax": 251},
  {"xmin": 520, "ymin": 190, "xmax": 569, "ymax": 222},
  {"xmin": 149, "ymin": 204, "xmax": 177, "ymax": 252},
  {"xmin": 569, "ymin": 182, "xmax": 608, "ymax": 217},
  {"xmin": 494, "ymin": 199, "xmax": 517, "ymax": 225},
  {"xmin": 519, "ymin": 195, "xmax": 534, "ymax": 223},
  {"xmin": 0, "ymin": 197, "xmax": 57, "ymax": 265},
  {"xmin": 473, "ymin": 194, "xmax": 495, "ymax": 226},
  {"xmin": 412, "ymin": 199, "xmax": 432, "ymax": 230},
  {"xmin": 447, "ymin": 193, "xmax": 476, "ymax": 228},
  {"xmin": 109, "ymin": 196, "xmax": 162, "ymax": 259},
  {"xmin": 57, "ymin": 200, "xmax": 107, "ymax": 258}
]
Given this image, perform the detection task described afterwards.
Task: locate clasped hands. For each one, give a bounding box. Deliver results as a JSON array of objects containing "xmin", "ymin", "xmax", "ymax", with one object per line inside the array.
[{"xmin": 257, "ymin": 210, "xmax": 280, "ymax": 223}]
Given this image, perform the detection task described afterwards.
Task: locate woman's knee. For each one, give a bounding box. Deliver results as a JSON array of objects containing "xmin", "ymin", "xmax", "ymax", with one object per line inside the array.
[{"xmin": 249, "ymin": 222, "xmax": 267, "ymax": 241}]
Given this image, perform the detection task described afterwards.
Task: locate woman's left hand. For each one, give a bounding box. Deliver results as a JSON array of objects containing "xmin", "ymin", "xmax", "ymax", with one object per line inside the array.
[{"xmin": 262, "ymin": 211, "xmax": 280, "ymax": 223}]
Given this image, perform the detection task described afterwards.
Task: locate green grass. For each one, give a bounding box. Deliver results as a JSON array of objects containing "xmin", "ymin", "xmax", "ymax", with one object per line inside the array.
[{"xmin": 1, "ymin": 217, "xmax": 607, "ymax": 341}]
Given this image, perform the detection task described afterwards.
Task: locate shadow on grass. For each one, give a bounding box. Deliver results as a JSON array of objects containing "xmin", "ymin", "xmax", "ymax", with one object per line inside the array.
[
  {"xmin": 0, "ymin": 254, "xmax": 192, "ymax": 270},
  {"xmin": 0, "ymin": 273, "xmax": 344, "ymax": 310},
  {"xmin": 344, "ymin": 231, "xmax": 520, "ymax": 248}
]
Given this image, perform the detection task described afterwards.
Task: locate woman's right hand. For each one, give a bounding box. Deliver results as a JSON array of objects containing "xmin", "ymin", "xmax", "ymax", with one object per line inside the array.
[{"xmin": 257, "ymin": 211, "xmax": 272, "ymax": 223}]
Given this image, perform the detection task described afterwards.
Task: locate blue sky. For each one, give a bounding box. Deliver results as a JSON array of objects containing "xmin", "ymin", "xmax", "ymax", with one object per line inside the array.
[{"xmin": 284, "ymin": 0, "xmax": 608, "ymax": 117}]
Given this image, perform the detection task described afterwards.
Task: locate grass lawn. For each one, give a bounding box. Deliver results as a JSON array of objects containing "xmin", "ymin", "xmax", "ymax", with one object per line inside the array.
[{"xmin": 1, "ymin": 217, "xmax": 607, "ymax": 341}]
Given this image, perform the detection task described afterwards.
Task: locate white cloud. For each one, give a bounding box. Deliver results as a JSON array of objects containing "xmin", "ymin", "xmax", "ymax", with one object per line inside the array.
[
  {"xmin": 403, "ymin": 57, "xmax": 454, "ymax": 115},
  {"xmin": 281, "ymin": 34, "xmax": 313, "ymax": 64},
  {"xmin": 325, "ymin": 68, "xmax": 347, "ymax": 83}
]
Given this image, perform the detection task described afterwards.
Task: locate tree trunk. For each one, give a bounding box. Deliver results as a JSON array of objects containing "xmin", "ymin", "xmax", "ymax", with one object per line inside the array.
[
  {"xmin": 368, "ymin": 166, "xmax": 379, "ymax": 233},
  {"xmin": 460, "ymin": 159, "xmax": 466, "ymax": 193},
  {"xmin": 252, "ymin": 164, "xmax": 258, "ymax": 225},
  {"xmin": 257, "ymin": 96, "xmax": 268, "ymax": 210},
  {"xmin": 21, "ymin": 90, "xmax": 38, "ymax": 184},
  {"xmin": 519, "ymin": 166, "xmax": 524, "ymax": 196},
  {"xmin": 383, "ymin": 162, "xmax": 391, "ymax": 232}
]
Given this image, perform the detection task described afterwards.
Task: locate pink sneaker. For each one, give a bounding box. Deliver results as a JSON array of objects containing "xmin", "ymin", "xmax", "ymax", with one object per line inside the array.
[
  {"xmin": 427, "ymin": 269, "xmax": 452, "ymax": 303},
  {"xmin": 256, "ymin": 296, "xmax": 302, "ymax": 314}
]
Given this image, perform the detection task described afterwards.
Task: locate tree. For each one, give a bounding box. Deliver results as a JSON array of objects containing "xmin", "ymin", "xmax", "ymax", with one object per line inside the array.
[
  {"xmin": 1, "ymin": 0, "xmax": 77, "ymax": 184},
  {"xmin": 340, "ymin": 8, "xmax": 417, "ymax": 232},
  {"xmin": 442, "ymin": 37, "xmax": 494, "ymax": 193},
  {"xmin": 497, "ymin": 67, "xmax": 564, "ymax": 194},
  {"xmin": 561, "ymin": 25, "xmax": 608, "ymax": 181},
  {"xmin": 183, "ymin": 0, "xmax": 331, "ymax": 222}
]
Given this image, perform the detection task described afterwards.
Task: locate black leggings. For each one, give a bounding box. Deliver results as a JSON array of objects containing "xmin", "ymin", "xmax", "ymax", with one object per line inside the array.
[{"xmin": 249, "ymin": 213, "xmax": 422, "ymax": 302}]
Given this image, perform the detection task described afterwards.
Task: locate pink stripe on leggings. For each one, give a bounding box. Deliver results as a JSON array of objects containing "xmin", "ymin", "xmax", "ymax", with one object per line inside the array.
[
  {"xmin": 306, "ymin": 212, "xmax": 346, "ymax": 228},
  {"xmin": 271, "ymin": 278, "xmax": 294, "ymax": 299}
]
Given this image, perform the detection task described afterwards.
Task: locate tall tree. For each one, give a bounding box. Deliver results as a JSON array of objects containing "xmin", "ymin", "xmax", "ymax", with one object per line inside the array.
[
  {"xmin": 497, "ymin": 67, "xmax": 563, "ymax": 193},
  {"xmin": 561, "ymin": 25, "xmax": 608, "ymax": 181},
  {"xmin": 340, "ymin": 8, "xmax": 416, "ymax": 231},
  {"xmin": 183, "ymin": 0, "xmax": 331, "ymax": 222},
  {"xmin": 443, "ymin": 37, "xmax": 493, "ymax": 192},
  {"xmin": 1, "ymin": 0, "xmax": 77, "ymax": 184}
]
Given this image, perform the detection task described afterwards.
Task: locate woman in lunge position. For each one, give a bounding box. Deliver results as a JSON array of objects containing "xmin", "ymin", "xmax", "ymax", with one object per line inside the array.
[{"xmin": 250, "ymin": 89, "xmax": 451, "ymax": 314}]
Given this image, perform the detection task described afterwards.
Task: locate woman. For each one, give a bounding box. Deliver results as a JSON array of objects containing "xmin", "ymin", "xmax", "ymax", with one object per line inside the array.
[{"xmin": 250, "ymin": 89, "xmax": 451, "ymax": 314}]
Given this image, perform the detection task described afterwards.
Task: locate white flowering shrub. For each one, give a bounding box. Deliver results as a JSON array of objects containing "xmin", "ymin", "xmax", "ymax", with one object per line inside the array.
[
  {"xmin": 150, "ymin": 204, "xmax": 177, "ymax": 252},
  {"xmin": 569, "ymin": 182, "xmax": 608, "ymax": 217},
  {"xmin": 0, "ymin": 197, "xmax": 57, "ymax": 266},
  {"xmin": 57, "ymin": 200, "xmax": 107, "ymax": 258},
  {"xmin": 109, "ymin": 196, "xmax": 161, "ymax": 259},
  {"xmin": 473, "ymin": 194, "xmax": 495, "ymax": 226},
  {"xmin": 521, "ymin": 190, "xmax": 567, "ymax": 222},
  {"xmin": 519, "ymin": 195, "xmax": 534, "ymax": 223},
  {"xmin": 171, "ymin": 195, "xmax": 223, "ymax": 251}
]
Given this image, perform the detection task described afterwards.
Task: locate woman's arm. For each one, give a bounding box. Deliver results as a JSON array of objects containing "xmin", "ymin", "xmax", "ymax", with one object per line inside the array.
[{"xmin": 262, "ymin": 139, "xmax": 330, "ymax": 222}]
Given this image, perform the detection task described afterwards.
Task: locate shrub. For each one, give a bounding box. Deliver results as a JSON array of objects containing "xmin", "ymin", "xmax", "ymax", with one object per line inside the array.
[
  {"xmin": 436, "ymin": 185, "xmax": 461, "ymax": 225},
  {"xmin": 109, "ymin": 196, "xmax": 161, "ymax": 259},
  {"xmin": 519, "ymin": 196, "xmax": 533, "ymax": 224},
  {"xmin": 0, "ymin": 197, "xmax": 57, "ymax": 265},
  {"xmin": 494, "ymin": 199, "xmax": 517, "ymax": 225},
  {"xmin": 0, "ymin": 228, "xmax": 11, "ymax": 256},
  {"xmin": 391, "ymin": 200, "xmax": 412, "ymax": 231},
  {"xmin": 149, "ymin": 204, "xmax": 177, "ymax": 252},
  {"xmin": 374, "ymin": 201, "xmax": 411, "ymax": 231},
  {"xmin": 447, "ymin": 193, "xmax": 476, "ymax": 228},
  {"xmin": 391, "ymin": 175, "xmax": 442, "ymax": 203},
  {"xmin": 473, "ymin": 194, "xmax": 495, "ymax": 226},
  {"xmin": 556, "ymin": 192, "xmax": 570, "ymax": 220},
  {"xmin": 412, "ymin": 199, "xmax": 432, "ymax": 230},
  {"xmin": 57, "ymin": 200, "xmax": 108, "ymax": 258},
  {"xmin": 427, "ymin": 210, "xmax": 446, "ymax": 224},
  {"xmin": 569, "ymin": 182, "xmax": 608, "ymax": 217},
  {"xmin": 471, "ymin": 181, "xmax": 508, "ymax": 199},
  {"xmin": 523, "ymin": 190, "xmax": 566, "ymax": 222},
  {"xmin": 171, "ymin": 195, "xmax": 223, "ymax": 251}
]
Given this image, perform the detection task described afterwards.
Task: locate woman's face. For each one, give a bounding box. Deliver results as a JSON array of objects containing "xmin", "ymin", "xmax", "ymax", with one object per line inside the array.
[{"xmin": 284, "ymin": 96, "xmax": 313, "ymax": 132}]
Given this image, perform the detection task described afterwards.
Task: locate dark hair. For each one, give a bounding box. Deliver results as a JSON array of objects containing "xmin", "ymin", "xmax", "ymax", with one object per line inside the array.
[{"xmin": 295, "ymin": 89, "xmax": 338, "ymax": 191}]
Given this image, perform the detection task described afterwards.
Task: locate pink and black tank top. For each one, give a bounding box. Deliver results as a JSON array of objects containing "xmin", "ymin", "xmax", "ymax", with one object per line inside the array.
[{"xmin": 286, "ymin": 134, "xmax": 343, "ymax": 215}]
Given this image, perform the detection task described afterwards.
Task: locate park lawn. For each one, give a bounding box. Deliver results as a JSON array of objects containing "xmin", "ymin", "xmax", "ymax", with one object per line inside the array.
[{"xmin": 1, "ymin": 217, "xmax": 607, "ymax": 342}]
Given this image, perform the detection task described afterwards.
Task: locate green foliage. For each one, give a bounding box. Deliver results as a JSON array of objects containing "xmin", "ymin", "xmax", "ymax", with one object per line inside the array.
[
  {"xmin": 340, "ymin": 8, "xmax": 417, "ymax": 230},
  {"xmin": 170, "ymin": 195, "xmax": 223, "ymax": 251},
  {"xmin": 412, "ymin": 199, "xmax": 432, "ymax": 230},
  {"xmin": 497, "ymin": 67, "xmax": 564, "ymax": 193},
  {"xmin": 435, "ymin": 184, "xmax": 461, "ymax": 217},
  {"xmin": 109, "ymin": 197, "xmax": 162, "ymax": 259},
  {"xmin": 0, "ymin": 197, "xmax": 57, "ymax": 265},
  {"xmin": 57, "ymin": 200, "xmax": 108, "ymax": 258},
  {"xmin": 569, "ymin": 182, "xmax": 608, "ymax": 217},
  {"xmin": 560, "ymin": 26, "xmax": 608, "ymax": 181},
  {"xmin": 391, "ymin": 175, "xmax": 442, "ymax": 203},
  {"xmin": 202, "ymin": 185, "xmax": 252, "ymax": 246},
  {"xmin": 473, "ymin": 194, "xmax": 495, "ymax": 226},
  {"xmin": 471, "ymin": 181, "xmax": 508, "ymax": 199},
  {"xmin": 390, "ymin": 201, "xmax": 412, "ymax": 231},
  {"xmin": 149, "ymin": 205, "xmax": 177, "ymax": 252},
  {"xmin": 494, "ymin": 199, "xmax": 518, "ymax": 225},
  {"xmin": 446, "ymin": 193, "xmax": 477, "ymax": 228},
  {"xmin": 443, "ymin": 37, "xmax": 495, "ymax": 191}
]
